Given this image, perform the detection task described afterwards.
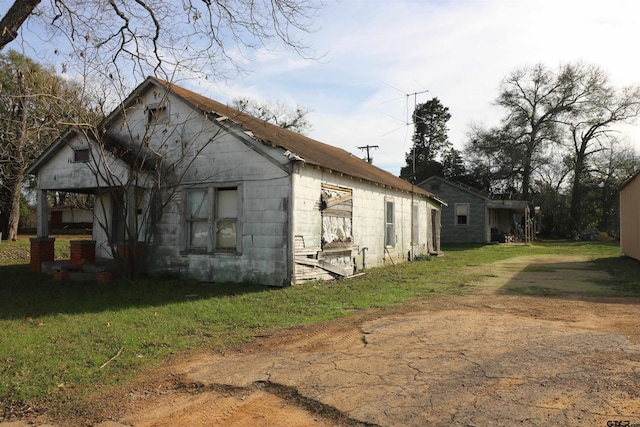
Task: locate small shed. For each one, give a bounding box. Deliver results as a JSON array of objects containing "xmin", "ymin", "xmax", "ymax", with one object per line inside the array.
[
  {"xmin": 620, "ymin": 170, "xmax": 640, "ymax": 260},
  {"xmin": 418, "ymin": 176, "xmax": 535, "ymax": 244}
]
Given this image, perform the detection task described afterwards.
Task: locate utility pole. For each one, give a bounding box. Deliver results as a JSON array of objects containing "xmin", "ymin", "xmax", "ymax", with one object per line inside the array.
[{"xmin": 357, "ymin": 145, "xmax": 379, "ymax": 164}]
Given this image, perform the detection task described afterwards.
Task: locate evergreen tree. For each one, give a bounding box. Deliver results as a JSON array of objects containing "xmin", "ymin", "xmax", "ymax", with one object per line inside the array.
[{"xmin": 400, "ymin": 98, "xmax": 451, "ymax": 183}]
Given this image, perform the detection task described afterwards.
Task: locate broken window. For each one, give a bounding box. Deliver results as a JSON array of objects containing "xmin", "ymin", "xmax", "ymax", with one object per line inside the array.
[
  {"xmin": 320, "ymin": 184, "xmax": 352, "ymax": 248},
  {"xmin": 147, "ymin": 104, "xmax": 168, "ymax": 124},
  {"xmin": 455, "ymin": 203, "xmax": 469, "ymax": 226}
]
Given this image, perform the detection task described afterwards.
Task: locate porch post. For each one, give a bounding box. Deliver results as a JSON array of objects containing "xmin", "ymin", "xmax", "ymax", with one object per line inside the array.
[{"xmin": 36, "ymin": 189, "xmax": 49, "ymax": 238}]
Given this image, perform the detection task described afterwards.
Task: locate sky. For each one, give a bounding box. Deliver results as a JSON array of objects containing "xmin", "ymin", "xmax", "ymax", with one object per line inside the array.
[
  {"xmin": 191, "ymin": 0, "xmax": 640, "ymax": 175},
  {"xmin": 7, "ymin": 0, "xmax": 640, "ymax": 176}
]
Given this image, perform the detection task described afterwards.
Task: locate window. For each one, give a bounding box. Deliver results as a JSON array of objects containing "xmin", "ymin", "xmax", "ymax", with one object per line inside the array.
[
  {"xmin": 147, "ymin": 105, "xmax": 168, "ymax": 124},
  {"xmin": 185, "ymin": 186, "xmax": 240, "ymax": 252},
  {"xmin": 74, "ymin": 149, "xmax": 90, "ymax": 162},
  {"xmin": 455, "ymin": 203, "xmax": 469, "ymax": 226},
  {"xmin": 411, "ymin": 203, "xmax": 419, "ymax": 245},
  {"xmin": 215, "ymin": 188, "xmax": 238, "ymax": 250},
  {"xmin": 187, "ymin": 188, "xmax": 209, "ymax": 249},
  {"xmin": 385, "ymin": 199, "xmax": 395, "ymax": 247}
]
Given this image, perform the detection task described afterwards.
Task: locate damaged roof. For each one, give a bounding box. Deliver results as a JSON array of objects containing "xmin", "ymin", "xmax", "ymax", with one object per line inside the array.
[{"xmin": 146, "ymin": 77, "xmax": 440, "ymax": 201}]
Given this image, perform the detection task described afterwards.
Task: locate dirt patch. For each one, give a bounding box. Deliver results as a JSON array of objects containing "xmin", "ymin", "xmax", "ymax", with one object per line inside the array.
[{"xmin": 5, "ymin": 255, "xmax": 640, "ymax": 426}]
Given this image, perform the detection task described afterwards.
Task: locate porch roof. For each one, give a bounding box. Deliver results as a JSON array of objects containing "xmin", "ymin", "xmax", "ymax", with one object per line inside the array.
[{"xmin": 487, "ymin": 199, "xmax": 530, "ymax": 212}]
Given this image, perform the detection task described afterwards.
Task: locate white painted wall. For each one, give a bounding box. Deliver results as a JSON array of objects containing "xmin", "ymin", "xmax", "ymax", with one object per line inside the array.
[
  {"xmin": 292, "ymin": 164, "xmax": 436, "ymax": 275},
  {"xmin": 93, "ymin": 192, "xmax": 113, "ymax": 258},
  {"xmin": 36, "ymin": 134, "xmax": 135, "ymax": 192},
  {"xmin": 58, "ymin": 208, "xmax": 93, "ymax": 223},
  {"xmin": 132, "ymin": 91, "xmax": 295, "ymax": 286}
]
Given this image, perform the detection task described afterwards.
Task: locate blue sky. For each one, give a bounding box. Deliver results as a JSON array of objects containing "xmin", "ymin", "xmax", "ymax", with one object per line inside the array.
[
  {"xmin": 195, "ymin": 0, "xmax": 640, "ymax": 175},
  {"xmin": 7, "ymin": 0, "xmax": 640, "ymax": 175}
]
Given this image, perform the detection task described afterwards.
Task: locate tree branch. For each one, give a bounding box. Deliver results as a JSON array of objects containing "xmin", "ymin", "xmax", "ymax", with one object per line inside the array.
[{"xmin": 0, "ymin": 0, "xmax": 42, "ymax": 50}]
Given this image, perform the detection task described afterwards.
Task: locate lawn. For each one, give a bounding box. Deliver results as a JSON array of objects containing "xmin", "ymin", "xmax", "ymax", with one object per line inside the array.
[{"xmin": 0, "ymin": 236, "xmax": 636, "ymax": 417}]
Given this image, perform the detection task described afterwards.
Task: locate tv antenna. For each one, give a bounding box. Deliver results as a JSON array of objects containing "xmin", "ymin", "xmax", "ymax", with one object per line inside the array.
[{"xmin": 401, "ymin": 89, "xmax": 430, "ymax": 181}]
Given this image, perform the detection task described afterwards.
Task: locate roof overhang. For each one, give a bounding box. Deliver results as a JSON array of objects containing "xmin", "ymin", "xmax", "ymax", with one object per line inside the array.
[{"xmin": 487, "ymin": 199, "xmax": 530, "ymax": 212}]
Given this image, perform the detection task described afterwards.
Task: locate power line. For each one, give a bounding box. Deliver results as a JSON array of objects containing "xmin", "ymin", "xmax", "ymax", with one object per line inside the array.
[{"xmin": 357, "ymin": 145, "xmax": 379, "ymax": 164}]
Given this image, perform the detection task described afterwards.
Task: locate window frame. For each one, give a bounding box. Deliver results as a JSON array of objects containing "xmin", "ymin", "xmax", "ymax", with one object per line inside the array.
[
  {"xmin": 455, "ymin": 203, "xmax": 470, "ymax": 226},
  {"xmin": 213, "ymin": 187, "xmax": 240, "ymax": 251},
  {"xmin": 411, "ymin": 202, "xmax": 420, "ymax": 246},
  {"xmin": 73, "ymin": 149, "xmax": 90, "ymax": 163},
  {"xmin": 147, "ymin": 103, "xmax": 169, "ymax": 125},
  {"xmin": 185, "ymin": 187, "xmax": 210, "ymax": 251},
  {"xmin": 183, "ymin": 184, "xmax": 242, "ymax": 254},
  {"xmin": 384, "ymin": 197, "xmax": 395, "ymax": 248}
]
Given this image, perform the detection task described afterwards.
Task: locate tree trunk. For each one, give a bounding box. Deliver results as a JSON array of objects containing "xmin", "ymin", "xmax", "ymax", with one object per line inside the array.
[
  {"xmin": 569, "ymin": 152, "xmax": 585, "ymax": 234},
  {"xmin": 570, "ymin": 134, "xmax": 590, "ymax": 235},
  {"xmin": 521, "ymin": 147, "xmax": 533, "ymax": 200},
  {"xmin": 6, "ymin": 173, "xmax": 23, "ymax": 241},
  {"xmin": 6, "ymin": 68, "xmax": 28, "ymax": 240}
]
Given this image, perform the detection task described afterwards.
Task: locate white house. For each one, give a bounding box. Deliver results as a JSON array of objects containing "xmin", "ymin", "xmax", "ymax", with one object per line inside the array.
[{"xmin": 27, "ymin": 77, "xmax": 445, "ymax": 286}]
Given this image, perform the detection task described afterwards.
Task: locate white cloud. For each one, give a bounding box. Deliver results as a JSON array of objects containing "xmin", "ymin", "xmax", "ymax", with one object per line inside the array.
[
  {"xmin": 16, "ymin": 0, "xmax": 640, "ymax": 175},
  {"xmin": 173, "ymin": 0, "xmax": 640, "ymax": 175}
]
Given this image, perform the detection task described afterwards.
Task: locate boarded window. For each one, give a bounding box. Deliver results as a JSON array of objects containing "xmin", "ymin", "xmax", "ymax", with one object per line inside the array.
[
  {"xmin": 385, "ymin": 199, "xmax": 395, "ymax": 247},
  {"xmin": 320, "ymin": 184, "xmax": 352, "ymax": 248},
  {"xmin": 215, "ymin": 188, "xmax": 238, "ymax": 250},
  {"xmin": 456, "ymin": 203, "xmax": 469, "ymax": 226}
]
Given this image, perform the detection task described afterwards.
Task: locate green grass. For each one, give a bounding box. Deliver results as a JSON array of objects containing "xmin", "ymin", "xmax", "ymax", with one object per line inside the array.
[{"xmin": 0, "ymin": 237, "xmax": 635, "ymax": 417}]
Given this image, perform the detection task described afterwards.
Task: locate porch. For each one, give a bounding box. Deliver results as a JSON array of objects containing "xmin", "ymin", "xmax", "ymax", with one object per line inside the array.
[{"xmin": 31, "ymin": 238, "xmax": 141, "ymax": 282}]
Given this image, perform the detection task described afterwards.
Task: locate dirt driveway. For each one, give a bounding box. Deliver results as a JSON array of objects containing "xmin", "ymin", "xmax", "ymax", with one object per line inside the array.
[{"xmin": 7, "ymin": 255, "xmax": 640, "ymax": 427}]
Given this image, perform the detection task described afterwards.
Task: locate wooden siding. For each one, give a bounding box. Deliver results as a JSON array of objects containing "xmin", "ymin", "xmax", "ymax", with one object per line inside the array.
[
  {"xmin": 620, "ymin": 173, "xmax": 640, "ymax": 261},
  {"xmin": 421, "ymin": 180, "xmax": 487, "ymax": 244}
]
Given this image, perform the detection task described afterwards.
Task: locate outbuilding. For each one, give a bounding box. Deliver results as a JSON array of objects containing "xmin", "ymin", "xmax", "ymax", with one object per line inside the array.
[
  {"xmin": 418, "ymin": 176, "xmax": 535, "ymax": 244},
  {"xmin": 620, "ymin": 170, "xmax": 640, "ymax": 260}
]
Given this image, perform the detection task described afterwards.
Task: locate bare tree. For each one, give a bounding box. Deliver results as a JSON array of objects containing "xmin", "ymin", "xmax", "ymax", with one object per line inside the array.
[
  {"xmin": 467, "ymin": 63, "xmax": 612, "ymax": 200},
  {"xmin": 232, "ymin": 97, "xmax": 313, "ymax": 134},
  {"xmin": 55, "ymin": 78, "xmax": 250, "ymax": 277},
  {"xmin": 0, "ymin": 0, "xmax": 322, "ymax": 79},
  {"xmin": 0, "ymin": 50, "xmax": 97, "ymax": 240},
  {"xmin": 590, "ymin": 140, "xmax": 640, "ymax": 234},
  {"xmin": 563, "ymin": 76, "xmax": 640, "ymax": 232}
]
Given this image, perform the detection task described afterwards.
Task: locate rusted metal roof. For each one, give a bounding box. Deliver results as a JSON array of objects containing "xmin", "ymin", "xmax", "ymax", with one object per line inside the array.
[{"xmin": 150, "ymin": 77, "xmax": 440, "ymax": 201}]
